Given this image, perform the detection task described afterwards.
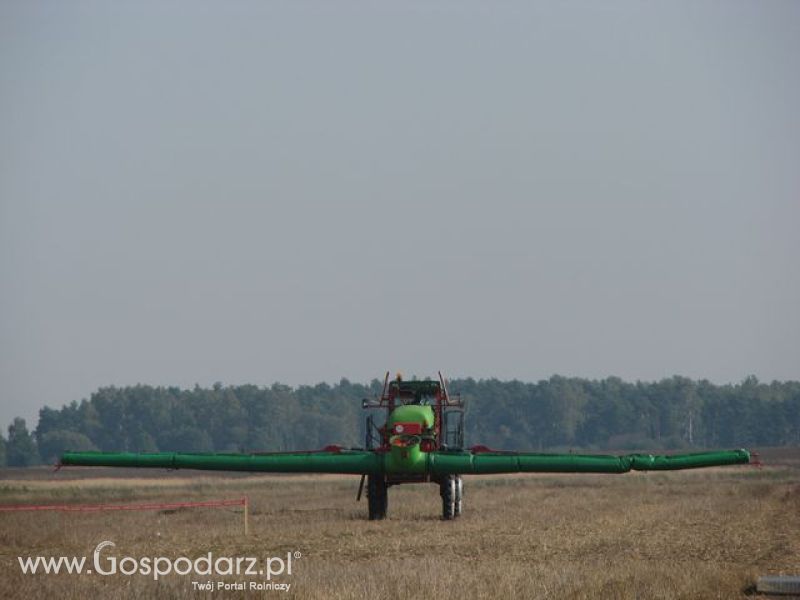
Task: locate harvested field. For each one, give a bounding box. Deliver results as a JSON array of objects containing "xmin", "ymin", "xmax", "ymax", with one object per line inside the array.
[{"xmin": 1, "ymin": 447, "xmax": 798, "ymax": 599}]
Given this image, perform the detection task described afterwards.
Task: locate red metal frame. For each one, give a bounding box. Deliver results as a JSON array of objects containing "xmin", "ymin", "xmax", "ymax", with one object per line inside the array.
[{"xmin": 362, "ymin": 371, "xmax": 463, "ymax": 452}]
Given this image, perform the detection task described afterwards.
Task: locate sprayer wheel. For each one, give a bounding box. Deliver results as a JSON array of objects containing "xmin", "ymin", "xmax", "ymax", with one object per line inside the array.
[
  {"xmin": 440, "ymin": 475, "xmax": 456, "ymax": 520},
  {"xmin": 454, "ymin": 475, "xmax": 463, "ymax": 517},
  {"xmin": 367, "ymin": 475, "xmax": 388, "ymax": 520}
]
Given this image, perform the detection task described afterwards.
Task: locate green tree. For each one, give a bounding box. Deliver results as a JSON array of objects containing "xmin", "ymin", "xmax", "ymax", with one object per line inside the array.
[
  {"xmin": 38, "ymin": 430, "xmax": 97, "ymax": 463},
  {"xmin": 159, "ymin": 426, "xmax": 213, "ymax": 452},
  {"xmin": 7, "ymin": 418, "xmax": 40, "ymax": 466},
  {"xmin": 10, "ymin": 376, "xmax": 799, "ymax": 457}
]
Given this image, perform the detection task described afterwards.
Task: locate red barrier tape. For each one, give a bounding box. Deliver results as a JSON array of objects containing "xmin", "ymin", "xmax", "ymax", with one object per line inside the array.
[{"xmin": 0, "ymin": 497, "xmax": 247, "ymax": 513}]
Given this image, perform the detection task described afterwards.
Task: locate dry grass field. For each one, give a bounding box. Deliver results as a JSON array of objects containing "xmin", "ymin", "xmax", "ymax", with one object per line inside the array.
[{"xmin": 1, "ymin": 448, "xmax": 798, "ymax": 599}]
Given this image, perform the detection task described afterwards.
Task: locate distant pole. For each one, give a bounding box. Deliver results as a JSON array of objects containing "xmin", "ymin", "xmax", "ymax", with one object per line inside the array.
[{"xmin": 243, "ymin": 496, "xmax": 249, "ymax": 536}]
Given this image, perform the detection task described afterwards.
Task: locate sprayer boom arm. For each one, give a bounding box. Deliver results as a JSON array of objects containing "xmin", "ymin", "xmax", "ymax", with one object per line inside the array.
[{"xmin": 61, "ymin": 448, "xmax": 750, "ymax": 475}]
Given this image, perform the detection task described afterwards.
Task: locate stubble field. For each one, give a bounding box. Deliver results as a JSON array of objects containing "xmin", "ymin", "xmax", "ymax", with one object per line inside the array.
[{"xmin": 1, "ymin": 448, "xmax": 798, "ymax": 600}]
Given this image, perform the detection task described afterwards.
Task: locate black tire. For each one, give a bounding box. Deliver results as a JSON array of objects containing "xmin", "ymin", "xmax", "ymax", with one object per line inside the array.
[
  {"xmin": 367, "ymin": 475, "xmax": 388, "ymax": 520},
  {"xmin": 440, "ymin": 475, "xmax": 455, "ymax": 520},
  {"xmin": 454, "ymin": 476, "xmax": 463, "ymax": 517}
]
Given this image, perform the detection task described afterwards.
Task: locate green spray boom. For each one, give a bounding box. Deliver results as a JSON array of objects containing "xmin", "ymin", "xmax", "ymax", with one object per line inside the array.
[{"xmin": 60, "ymin": 372, "xmax": 751, "ymax": 520}]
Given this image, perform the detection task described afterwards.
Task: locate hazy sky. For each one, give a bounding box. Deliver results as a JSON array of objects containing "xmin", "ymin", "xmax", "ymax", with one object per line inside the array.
[{"xmin": 1, "ymin": 1, "xmax": 798, "ymax": 428}]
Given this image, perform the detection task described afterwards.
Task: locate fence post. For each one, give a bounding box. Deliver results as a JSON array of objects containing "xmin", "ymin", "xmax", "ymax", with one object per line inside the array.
[{"xmin": 243, "ymin": 496, "xmax": 249, "ymax": 536}]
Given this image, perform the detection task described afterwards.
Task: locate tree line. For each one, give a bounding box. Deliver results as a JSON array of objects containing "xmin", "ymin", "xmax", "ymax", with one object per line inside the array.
[{"xmin": 2, "ymin": 375, "xmax": 799, "ymax": 466}]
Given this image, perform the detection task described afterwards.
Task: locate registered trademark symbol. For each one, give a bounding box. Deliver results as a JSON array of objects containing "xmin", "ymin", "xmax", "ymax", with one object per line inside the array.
[{"xmin": 293, "ymin": 551, "xmax": 302, "ymax": 559}]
